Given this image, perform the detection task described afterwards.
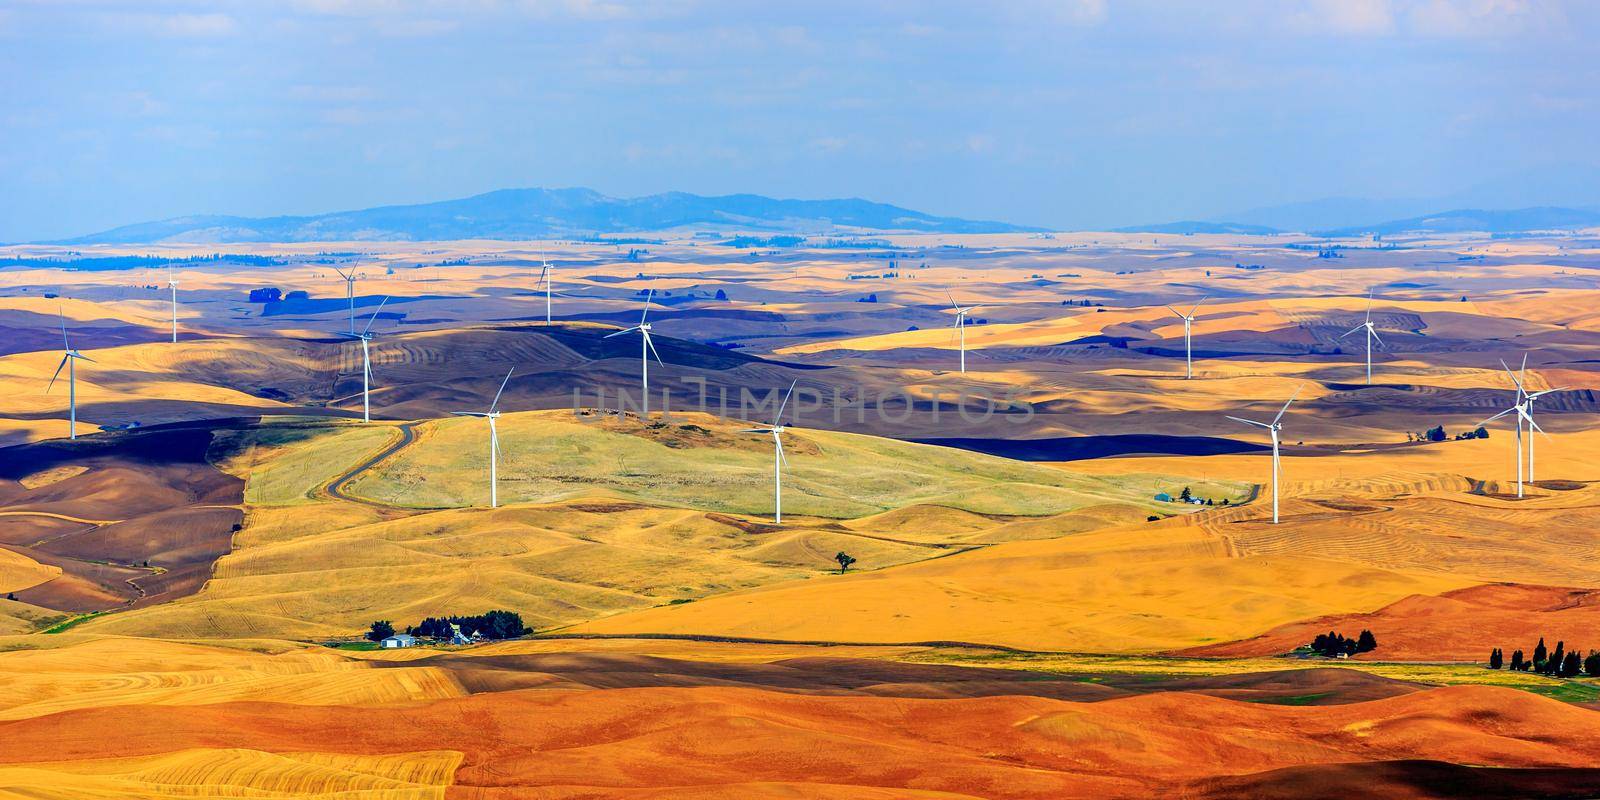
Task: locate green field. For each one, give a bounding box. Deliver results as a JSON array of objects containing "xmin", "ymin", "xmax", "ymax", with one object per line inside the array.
[
  {"xmin": 344, "ymin": 412, "xmax": 1252, "ymax": 517},
  {"xmin": 905, "ymin": 649, "xmax": 1600, "ymax": 703}
]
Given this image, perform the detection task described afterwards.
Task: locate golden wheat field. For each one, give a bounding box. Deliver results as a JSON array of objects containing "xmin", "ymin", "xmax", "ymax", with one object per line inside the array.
[{"xmin": 4, "ymin": 226, "xmax": 1600, "ymax": 798}]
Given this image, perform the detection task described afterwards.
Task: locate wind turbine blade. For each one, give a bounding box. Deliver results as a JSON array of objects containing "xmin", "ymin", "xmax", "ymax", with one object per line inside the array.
[
  {"xmin": 1187, "ymin": 296, "xmax": 1207, "ymax": 318},
  {"xmin": 75, "ymin": 353, "xmax": 97, "ymax": 364},
  {"xmin": 775, "ymin": 434, "xmax": 789, "ymax": 468},
  {"xmin": 1528, "ymin": 387, "xmax": 1568, "ymax": 399},
  {"xmin": 640, "ymin": 288, "xmax": 654, "ymax": 325},
  {"xmin": 739, "ymin": 427, "xmax": 774, "ymax": 434},
  {"xmin": 644, "ymin": 331, "xmax": 663, "ymax": 364},
  {"xmin": 1273, "ymin": 386, "xmax": 1302, "ymax": 425},
  {"xmin": 333, "ymin": 266, "xmax": 351, "ymax": 281},
  {"xmin": 1475, "ymin": 407, "xmax": 1515, "ymax": 427},
  {"xmin": 1164, "ymin": 305, "xmax": 1184, "ymax": 319},
  {"xmin": 946, "ymin": 290, "xmax": 959, "ymax": 310},
  {"xmin": 1225, "ymin": 415, "xmax": 1272, "ymax": 430},
  {"xmin": 361, "ymin": 296, "xmax": 390, "ymax": 335},
  {"xmin": 451, "ymin": 411, "xmax": 488, "ymax": 417},
  {"xmin": 604, "ymin": 326, "xmax": 642, "ymax": 339},
  {"xmin": 1369, "ymin": 329, "xmax": 1385, "ymax": 347},
  {"xmin": 774, "ymin": 380, "xmax": 797, "ymax": 425},
  {"xmin": 46, "ymin": 355, "xmax": 68, "ymax": 393},
  {"xmin": 1364, "ymin": 289, "xmax": 1373, "ymax": 322},
  {"xmin": 59, "ymin": 309, "xmax": 70, "ymax": 351},
  {"xmin": 1500, "ymin": 359, "xmax": 1525, "ymax": 393},
  {"xmin": 1340, "ymin": 325, "xmax": 1362, "ymax": 338},
  {"xmin": 489, "ymin": 367, "xmax": 514, "ymax": 414},
  {"xmin": 1529, "ymin": 419, "xmax": 1553, "ymax": 443}
]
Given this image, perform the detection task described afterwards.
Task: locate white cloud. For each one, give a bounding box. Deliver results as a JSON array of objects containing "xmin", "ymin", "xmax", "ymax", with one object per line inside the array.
[
  {"xmin": 374, "ymin": 17, "xmax": 459, "ymax": 36},
  {"xmin": 1288, "ymin": 0, "xmax": 1396, "ymax": 36},
  {"xmin": 160, "ymin": 12, "xmax": 238, "ymax": 37},
  {"xmin": 1281, "ymin": 0, "xmax": 1559, "ymax": 38},
  {"xmin": 1404, "ymin": 0, "xmax": 1545, "ymax": 38}
]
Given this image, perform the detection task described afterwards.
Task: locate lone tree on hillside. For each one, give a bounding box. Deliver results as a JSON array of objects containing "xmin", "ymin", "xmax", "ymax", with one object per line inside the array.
[
  {"xmin": 1510, "ymin": 649, "xmax": 1525, "ymax": 671},
  {"xmin": 1534, "ymin": 637, "xmax": 1548, "ymax": 669},
  {"xmin": 1489, "ymin": 648, "xmax": 1503, "ymax": 669},
  {"xmin": 1586, "ymin": 651, "xmax": 1600, "ymax": 678},
  {"xmin": 1179, "ymin": 486, "xmax": 1193, "ymax": 502},
  {"xmin": 1356, "ymin": 629, "xmax": 1378, "ymax": 654},
  {"xmin": 835, "ymin": 552, "xmax": 857, "ymax": 574},
  {"xmin": 366, "ymin": 620, "xmax": 395, "ymax": 642}
]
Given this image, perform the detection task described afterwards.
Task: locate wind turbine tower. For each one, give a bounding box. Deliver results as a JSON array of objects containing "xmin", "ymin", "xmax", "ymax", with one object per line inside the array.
[
  {"xmin": 1340, "ymin": 291, "xmax": 1385, "ymax": 385},
  {"xmin": 1226, "ymin": 387, "xmax": 1300, "ymax": 524},
  {"xmin": 167, "ymin": 267, "xmax": 179, "ymax": 343},
  {"xmin": 47, "ymin": 311, "xmax": 96, "ymax": 441},
  {"xmin": 1479, "ymin": 356, "xmax": 1563, "ymax": 496},
  {"xmin": 332, "ymin": 265, "xmax": 361, "ymax": 335},
  {"xmin": 537, "ymin": 258, "xmax": 554, "ymax": 323},
  {"xmin": 604, "ymin": 289, "xmax": 664, "ymax": 417},
  {"xmin": 742, "ymin": 381, "xmax": 798, "ymax": 524},
  {"xmin": 340, "ymin": 296, "xmax": 389, "ymax": 423},
  {"xmin": 1164, "ymin": 296, "xmax": 1206, "ymax": 379},
  {"xmin": 452, "ymin": 368, "xmax": 514, "ymax": 508},
  {"xmin": 947, "ymin": 291, "xmax": 979, "ymax": 374}
]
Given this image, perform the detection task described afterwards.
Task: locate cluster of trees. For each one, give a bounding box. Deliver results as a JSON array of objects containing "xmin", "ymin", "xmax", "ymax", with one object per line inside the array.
[
  {"xmin": 1171, "ymin": 486, "xmax": 1229, "ymax": 507},
  {"xmin": 0, "ymin": 253, "xmax": 283, "ymax": 271},
  {"xmin": 1059, "ymin": 298, "xmax": 1102, "ymax": 307},
  {"xmin": 1406, "ymin": 426, "xmax": 1489, "ymax": 443},
  {"xmin": 1311, "ymin": 629, "xmax": 1378, "ymax": 657},
  {"xmin": 248, "ymin": 287, "xmax": 282, "ymax": 303},
  {"xmin": 365, "ymin": 610, "xmax": 529, "ymax": 643},
  {"xmin": 410, "ymin": 610, "xmax": 529, "ymax": 640},
  {"xmin": 835, "ymin": 552, "xmax": 856, "ymax": 573},
  {"xmin": 1490, "ymin": 638, "xmax": 1600, "ymax": 677}
]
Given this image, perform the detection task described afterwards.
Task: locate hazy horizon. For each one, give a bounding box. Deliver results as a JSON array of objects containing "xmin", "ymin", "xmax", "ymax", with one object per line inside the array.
[{"xmin": 4, "ymin": 0, "xmax": 1599, "ymax": 241}]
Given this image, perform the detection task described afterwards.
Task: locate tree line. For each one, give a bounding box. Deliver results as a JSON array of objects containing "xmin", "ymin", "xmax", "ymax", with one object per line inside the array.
[
  {"xmin": 366, "ymin": 609, "xmax": 529, "ymax": 643},
  {"xmin": 1489, "ymin": 637, "xmax": 1600, "ymax": 678},
  {"xmin": 1311, "ymin": 629, "xmax": 1377, "ymax": 657}
]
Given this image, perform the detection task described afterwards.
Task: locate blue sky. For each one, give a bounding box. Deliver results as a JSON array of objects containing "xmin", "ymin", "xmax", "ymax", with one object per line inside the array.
[{"xmin": 2, "ymin": 0, "xmax": 1597, "ymax": 240}]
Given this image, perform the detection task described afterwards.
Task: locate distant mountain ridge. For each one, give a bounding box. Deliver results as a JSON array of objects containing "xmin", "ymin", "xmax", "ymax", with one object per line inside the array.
[
  {"xmin": 1116, "ymin": 206, "xmax": 1600, "ymax": 237},
  {"xmin": 1113, "ymin": 220, "xmax": 1281, "ymax": 236},
  {"xmin": 1316, "ymin": 207, "xmax": 1600, "ymax": 237},
  {"xmin": 54, "ymin": 188, "xmax": 1042, "ymax": 244}
]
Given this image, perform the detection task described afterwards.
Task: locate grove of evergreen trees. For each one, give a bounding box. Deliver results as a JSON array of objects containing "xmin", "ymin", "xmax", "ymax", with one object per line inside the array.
[
  {"xmin": 1310, "ymin": 629, "xmax": 1377, "ymax": 657},
  {"xmin": 404, "ymin": 610, "xmax": 529, "ymax": 641},
  {"xmin": 1489, "ymin": 637, "xmax": 1600, "ymax": 679}
]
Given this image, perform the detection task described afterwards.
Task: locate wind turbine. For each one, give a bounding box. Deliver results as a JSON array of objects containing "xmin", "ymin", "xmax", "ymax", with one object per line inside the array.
[
  {"xmin": 1226, "ymin": 386, "xmax": 1300, "ymax": 524},
  {"xmin": 604, "ymin": 289, "xmax": 663, "ymax": 417},
  {"xmin": 947, "ymin": 291, "xmax": 979, "ymax": 374},
  {"xmin": 332, "ymin": 265, "xmax": 362, "ymax": 335},
  {"xmin": 1479, "ymin": 356, "xmax": 1562, "ymax": 495},
  {"xmin": 46, "ymin": 311, "xmax": 96, "ymax": 441},
  {"xmin": 452, "ymin": 367, "xmax": 514, "ymax": 508},
  {"xmin": 1164, "ymin": 296, "xmax": 1206, "ymax": 379},
  {"xmin": 1339, "ymin": 291, "xmax": 1385, "ymax": 385},
  {"xmin": 167, "ymin": 266, "xmax": 179, "ymax": 344},
  {"xmin": 340, "ymin": 296, "xmax": 388, "ymax": 423},
  {"xmin": 537, "ymin": 257, "xmax": 554, "ymax": 323},
  {"xmin": 742, "ymin": 381, "xmax": 797, "ymax": 524}
]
